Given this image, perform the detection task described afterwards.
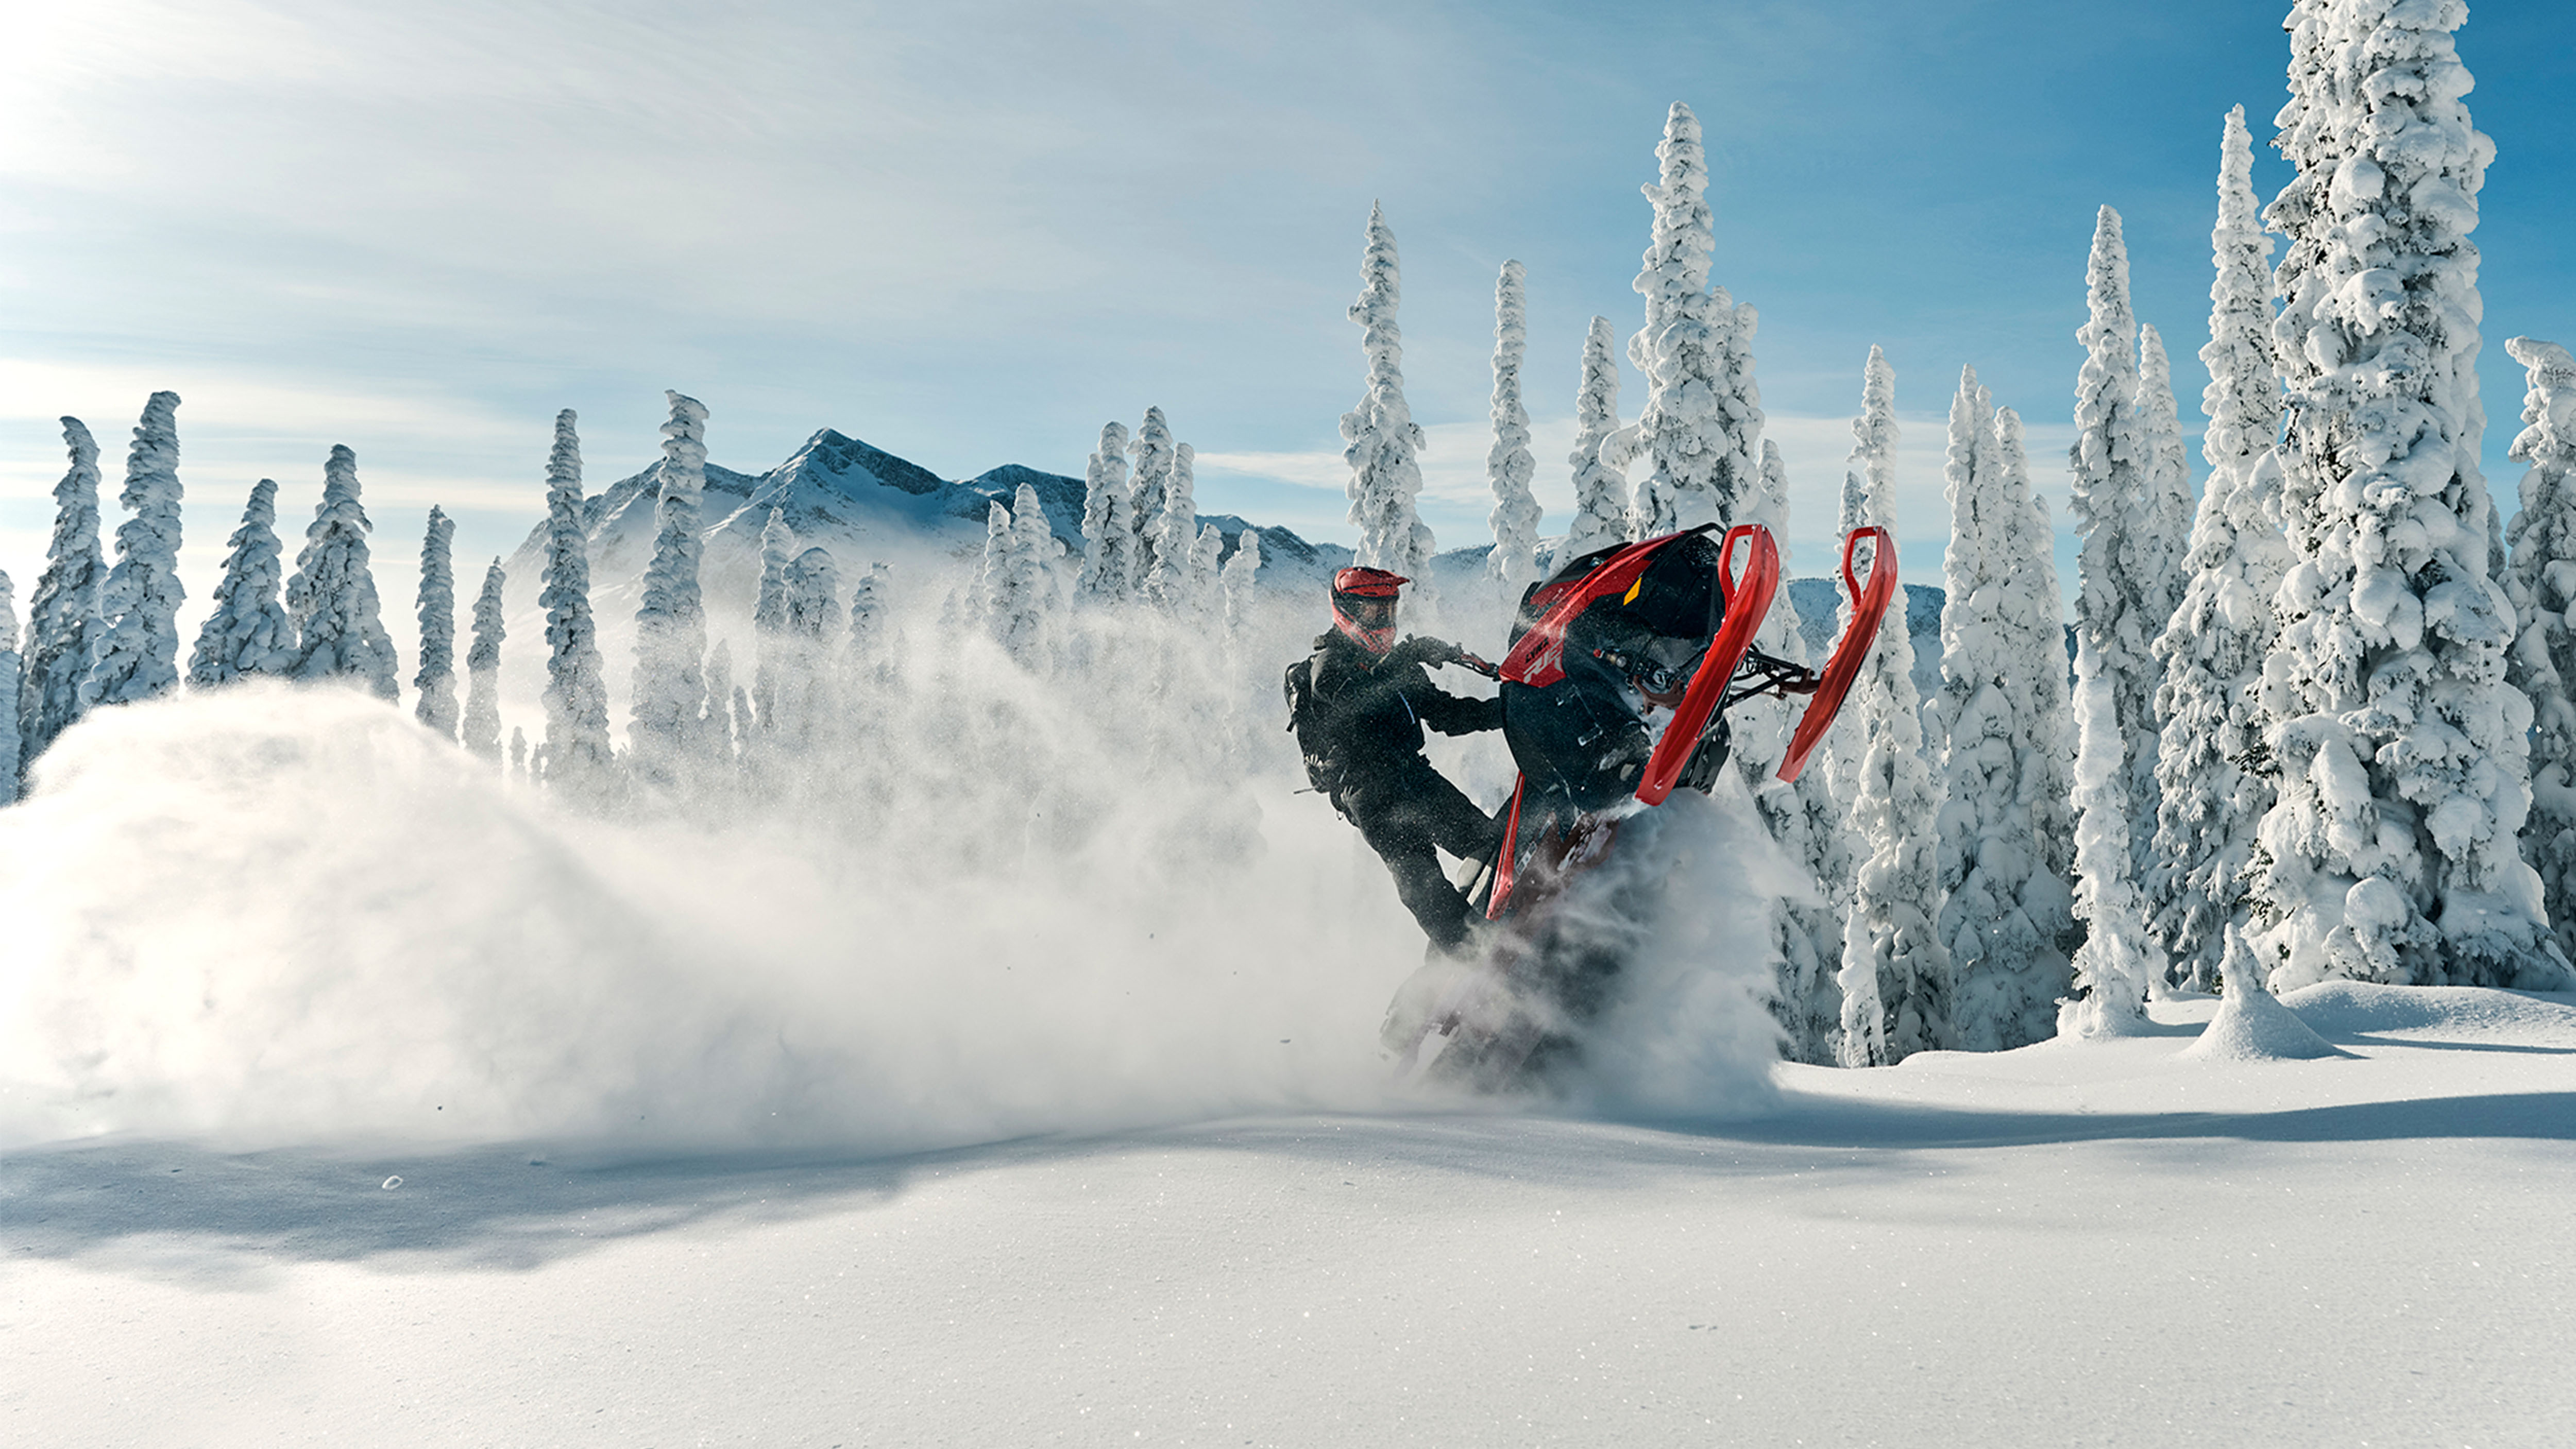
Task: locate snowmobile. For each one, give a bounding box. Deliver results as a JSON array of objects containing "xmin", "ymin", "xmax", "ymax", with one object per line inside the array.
[{"xmin": 1387, "ymin": 521, "xmax": 1898, "ymax": 1090}]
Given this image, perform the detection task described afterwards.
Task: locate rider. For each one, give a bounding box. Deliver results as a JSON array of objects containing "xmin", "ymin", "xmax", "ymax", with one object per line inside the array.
[{"xmin": 1283, "ymin": 567, "xmax": 1503, "ymax": 953}]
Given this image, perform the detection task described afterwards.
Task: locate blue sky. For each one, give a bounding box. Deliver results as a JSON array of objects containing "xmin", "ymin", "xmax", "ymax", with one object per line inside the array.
[{"xmin": 3, "ymin": 0, "xmax": 2571, "ymax": 608}]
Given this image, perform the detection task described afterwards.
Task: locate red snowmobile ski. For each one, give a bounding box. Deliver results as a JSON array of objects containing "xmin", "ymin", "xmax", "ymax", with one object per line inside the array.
[{"xmin": 1390, "ymin": 522, "xmax": 1899, "ymax": 1090}]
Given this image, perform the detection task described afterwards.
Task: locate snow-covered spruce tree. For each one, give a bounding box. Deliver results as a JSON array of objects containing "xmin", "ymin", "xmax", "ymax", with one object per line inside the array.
[
  {"xmin": 1007, "ymin": 481, "xmax": 1064, "ymax": 661},
  {"xmin": 20, "ymin": 418, "xmax": 107, "ymax": 761},
  {"xmin": 2503, "ymin": 336, "xmax": 2576, "ymax": 967},
  {"xmin": 187, "ymin": 477, "xmax": 294, "ymax": 688},
  {"xmin": 1078, "ymin": 421, "xmax": 1134, "ymax": 603},
  {"xmin": 0, "ymin": 572, "xmax": 21, "ymax": 805},
  {"xmin": 538, "ymin": 410, "xmax": 614, "ymax": 801},
  {"xmin": 783, "ymin": 546, "xmax": 842, "ymax": 746},
  {"xmin": 2134, "ymin": 325, "xmax": 2197, "ymax": 642},
  {"xmin": 284, "ymin": 444, "xmax": 399, "ymax": 701},
  {"xmin": 630, "ymin": 390, "xmax": 713, "ymax": 781},
  {"xmin": 1997, "ymin": 411, "xmax": 2079, "ymax": 892},
  {"xmin": 1486, "ymin": 259, "xmax": 1543, "ymax": 590},
  {"xmin": 2063, "ymin": 624, "xmax": 2160, "ymax": 1035},
  {"xmin": 83, "ymin": 391, "xmax": 186, "ymax": 710},
  {"xmin": 2065, "ymin": 204, "xmax": 2166, "ymax": 999},
  {"xmin": 413, "ymin": 506, "xmax": 460, "ymax": 739},
  {"xmin": 2252, "ymin": 0, "xmax": 2565, "ymax": 991},
  {"xmin": 1559, "ymin": 317, "xmax": 1637, "ymax": 564},
  {"xmin": 1935, "ymin": 369, "xmax": 2075, "ymax": 1052},
  {"xmin": 1189, "ymin": 521, "xmax": 1225, "ymax": 621},
  {"xmin": 1222, "ymin": 532, "xmax": 1262, "ymax": 637},
  {"xmin": 1628, "ymin": 101, "xmax": 1763, "ymax": 537},
  {"xmin": 1736, "ymin": 437, "xmax": 1849, "ymax": 1065},
  {"xmin": 462, "ymin": 559, "xmax": 504, "ymax": 763},
  {"xmin": 1147, "ymin": 440, "xmax": 1199, "ymax": 609},
  {"xmin": 751, "ymin": 506, "xmax": 794, "ymax": 736},
  {"xmin": 1342, "ymin": 203, "xmax": 1434, "ymax": 579},
  {"xmin": 1822, "ymin": 347, "xmax": 1901, "ymax": 820},
  {"xmin": 1833, "ymin": 354, "xmax": 1951, "ymax": 1065},
  {"xmin": 1128, "ymin": 407, "xmax": 1177, "ymax": 588},
  {"xmin": 2148, "ymin": 104, "xmax": 2288, "ymax": 991},
  {"xmin": 702, "ymin": 640, "xmax": 737, "ymax": 767}
]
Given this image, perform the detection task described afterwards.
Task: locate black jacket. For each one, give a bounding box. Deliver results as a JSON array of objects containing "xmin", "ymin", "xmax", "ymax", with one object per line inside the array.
[{"xmin": 1283, "ymin": 631, "xmax": 1502, "ymax": 814}]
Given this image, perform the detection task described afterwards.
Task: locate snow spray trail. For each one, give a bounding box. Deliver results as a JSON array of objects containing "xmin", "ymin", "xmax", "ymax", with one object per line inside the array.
[{"xmin": 0, "ymin": 684, "xmax": 1784, "ymax": 1154}]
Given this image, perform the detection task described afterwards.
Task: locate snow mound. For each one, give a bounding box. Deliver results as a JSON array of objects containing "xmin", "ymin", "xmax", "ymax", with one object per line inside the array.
[
  {"xmin": 2181, "ymin": 984, "xmax": 2348, "ymax": 1063},
  {"xmin": 2280, "ymin": 980, "xmax": 2576, "ymax": 1050}
]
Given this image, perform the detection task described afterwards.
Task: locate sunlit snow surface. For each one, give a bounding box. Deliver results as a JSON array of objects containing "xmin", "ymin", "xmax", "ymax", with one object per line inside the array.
[{"xmin": 5, "ymin": 688, "xmax": 2574, "ymax": 1445}]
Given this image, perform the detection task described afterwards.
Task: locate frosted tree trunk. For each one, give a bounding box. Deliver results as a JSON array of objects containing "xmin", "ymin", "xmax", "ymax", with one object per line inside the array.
[
  {"xmin": 1342, "ymin": 203, "xmax": 1434, "ymax": 581},
  {"xmin": 84, "ymin": 391, "xmax": 187, "ymax": 710},
  {"xmin": 188, "ymin": 477, "xmax": 294, "ymax": 689},
  {"xmin": 1629, "ymin": 101, "xmax": 1762, "ymax": 537},
  {"xmin": 1078, "ymin": 421, "xmax": 1134, "ymax": 602},
  {"xmin": 462, "ymin": 559, "xmax": 505, "ymax": 762},
  {"xmin": 1833, "ymin": 351, "xmax": 1951, "ymax": 1064},
  {"xmin": 1560, "ymin": 317, "xmax": 1637, "ymax": 566},
  {"xmin": 284, "ymin": 444, "xmax": 399, "ymax": 702},
  {"xmin": 1936, "ymin": 368, "xmax": 2075, "ymax": 1051},
  {"xmin": 2148, "ymin": 105, "xmax": 2287, "ymax": 990},
  {"xmin": 413, "ymin": 506, "xmax": 460, "ymax": 739},
  {"xmin": 2503, "ymin": 336, "xmax": 2576, "ymax": 967},
  {"xmin": 1485, "ymin": 260, "xmax": 1543, "ymax": 591},
  {"xmin": 630, "ymin": 390, "xmax": 712, "ymax": 783},
  {"xmin": 538, "ymin": 410, "xmax": 614, "ymax": 804},
  {"xmin": 2252, "ymin": 0, "xmax": 2565, "ymax": 991},
  {"xmin": 20, "ymin": 417, "xmax": 107, "ymax": 762}
]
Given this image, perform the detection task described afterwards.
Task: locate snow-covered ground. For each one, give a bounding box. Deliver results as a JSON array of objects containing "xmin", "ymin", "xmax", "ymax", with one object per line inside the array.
[{"xmin": 4, "ymin": 690, "xmax": 2573, "ymax": 1446}]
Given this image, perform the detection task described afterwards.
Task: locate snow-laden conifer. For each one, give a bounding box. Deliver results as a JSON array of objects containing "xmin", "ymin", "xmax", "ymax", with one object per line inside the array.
[
  {"xmin": 2067, "ymin": 206, "xmax": 2164, "ymax": 923},
  {"xmin": 537, "ymin": 411, "xmax": 613, "ymax": 799},
  {"xmin": 1007, "ymin": 481, "xmax": 1064, "ymax": 660},
  {"xmin": 2503, "ymin": 336, "xmax": 2576, "ymax": 966},
  {"xmin": 83, "ymin": 392, "xmax": 186, "ymax": 710},
  {"xmin": 2148, "ymin": 105, "xmax": 2287, "ymax": 989},
  {"xmin": 778, "ymin": 548, "xmax": 840, "ymax": 746},
  {"xmin": 1078, "ymin": 422, "xmax": 1134, "ymax": 602},
  {"xmin": 752, "ymin": 506, "xmax": 794, "ymax": 734},
  {"xmin": 1822, "ymin": 348, "xmax": 1900, "ymax": 817},
  {"xmin": 1342, "ymin": 203, "xmax": 1434, "ymax": 579},
  {"xmin": 284, "ymin": 444, "xmax": 399, "ymax": 701},
  {"xmin": 1222, "ymin": 532, "xmax": 1262, "ymax": 638},
  {"xmin": 1128, "ymin": 408, "xmax": 1177, "ymax": 587},
  {"xmin": 1999, "ymin": 412, "xmax": 2079, "ymax": 888},
  {"xmin": 1936, "ymin": 368, "xmax": 2075, "ymax": 1051},
  {"xmin": 980, "ymin": 492, "xmax": 1057, "ymax": 666},
  {"xmin": 1833, "ymin": 354, "xmax": 1950, "ymax": 1064},
  {"xmin": 703, "ymin": 640, "xmax": 738, "ymax": 766},
  {"xmin": 187, "ymin": 478, "xmax": 294, "ymax": 688},
  {"xmin": 1147, "ymin": 441, "xmax": 1199, "ymax": 609},
  {"xmin": 20, "ymin": 418, "xmax": 107, "ymax": 761},
  {"xmin": 1559, "ymin": 317, "xmax": 1636, "ymax": 565},
  {"xmin": 2253, "ymin": 0, "xmax": 2565, "ymax": 990},
  {"xmin": 0, "ymin": 573, "xmax": 20, "ymax": 806},
  {"xmin": 1485, "ymin": 260, "xmax": 1542, "ymax": 590},
  {"xmin": 1189, "ymin": 521, "xmax": 1225, "ymax": 621},
  {"xmin": 461, "ymin": 559, "xmax": 504, "ymax": 762},
  {"xmin": 413, "ymin": 506, "xmax": 459, "ymax": 739},
  {"xmin": 509, "ymin": 727, "xmax": 528, "ymax": 785},
  {"xmin": 1628, "ymin": 101, "xmax": 1762, "ymax": 536},
  {"xmin": 2062, "ymin": 627, "xmax": 2159, "ymax": 1035},
  {"xmin": 2134, "ymin": 326, "xmax": 2196, "ymax": 636},
  {"xmin": 630, "ymin": 390, "xmax": 712, "ymax": 778}
]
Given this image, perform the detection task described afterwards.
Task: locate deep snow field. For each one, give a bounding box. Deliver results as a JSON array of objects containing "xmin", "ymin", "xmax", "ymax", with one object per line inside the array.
[{"xmin": 5, "ymin": 689, "xmax": 2574, "ymax": 1446}]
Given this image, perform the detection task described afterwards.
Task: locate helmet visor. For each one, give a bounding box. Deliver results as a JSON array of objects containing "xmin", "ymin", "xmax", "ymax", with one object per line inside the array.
[{"xmin": 1336, "ymin": 595, "xmax": 1397, "ymax": 630}]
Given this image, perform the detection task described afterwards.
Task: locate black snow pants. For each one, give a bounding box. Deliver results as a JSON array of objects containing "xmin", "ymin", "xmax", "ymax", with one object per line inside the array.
[{"xmin": 1346, "ymin": 763, "xmax": 1503, "ymax": 952}]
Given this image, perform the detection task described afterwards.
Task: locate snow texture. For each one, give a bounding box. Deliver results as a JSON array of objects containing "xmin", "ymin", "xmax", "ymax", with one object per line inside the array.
[
  {"xmin": 18, "ymin": 417, "xmax": 107, "ymax": 765},
  {"xmin": 2254, "ymin": 0, "xmax": 2566, "ymax": 991},
  {"xmin": 1341, "ymin": 203, "xmax": 1434, "ymax": 581},
  {"xmin": 2182, "ymin": 922, "xmax": 2350, "ymax": 1062},
  {"xmin": 630, "ymin": 391, "xmax": 712, "ymax": 783},
  {"xmin": 185, "ymin": 477, "xmax": 294, "ymax": 690},
  {"xmin": 1128, "ymin": 407, "xmax": 1177, "ymax": 588},
  {"xmin": 1484, "ymin": 260, "xmax": 1543, "ymax": 591},
  {"xmin": 1077, "ymin": 421, "xmax": 1134, "ymax": 602},
  {"xmin": 1833, "ymin": 350, "xmax": 1950, "ymax": 1064},
  {"xmin": 1558, "ymin": 316, "xmax": 1638, "ymax": 565},
  {"xmin": 1628, "ymin": 102, "xmax": 1762, "ymax": 538},
  {"xmin": 2503, "ymin": 335, "xmax": 2576, "ymax": 967},
  {"xmin": 538, "ymin": 410, "xmax": 614, "ymax": 804},
  {"xmin": 0, "ymin": 572, "xmax": 19, "ymax": 806},
  {"xmin": 413, "ymin": 506, "xmax": 460, "ymax": 740},
  {"xmin": 463, "ymin": 560, "xmax": 505, "ymax": 763},
  {"xmin": 1936, "ymin": 368, "xmax": 2074, "ymax": 1052},
  {"xmin": 82, "ymin": 392, "xmax": 186, "ymax": 711},
  {"xmin": 283, "ymin": 444, "xmax": 399, "ymax": 702},
  {"xmin": 2150, "ymin": 105, "xmax": 2289, "ymax": 991}
]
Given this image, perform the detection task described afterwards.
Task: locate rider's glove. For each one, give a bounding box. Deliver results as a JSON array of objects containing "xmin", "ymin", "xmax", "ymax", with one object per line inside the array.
[{"xmin": 1391, "ymin": 635, "xmax": 1463, "ymax": 670}]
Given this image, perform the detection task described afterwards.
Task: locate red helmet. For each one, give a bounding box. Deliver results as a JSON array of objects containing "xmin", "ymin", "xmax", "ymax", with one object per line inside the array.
[{"xmin": 1330, "ymin": 567, "xmax": 1407, "ymax": 655}]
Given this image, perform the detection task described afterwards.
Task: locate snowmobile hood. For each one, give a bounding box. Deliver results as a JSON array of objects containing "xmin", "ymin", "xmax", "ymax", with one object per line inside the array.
[{"xmin": 1499, "ymin": 526, "xmax": 1719, "ymax": 689}]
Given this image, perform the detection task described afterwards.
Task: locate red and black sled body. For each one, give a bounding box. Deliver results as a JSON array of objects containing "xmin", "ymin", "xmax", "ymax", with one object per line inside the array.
[{"xmin": 1393, "ymin": 522, "xmax": 1898, "ymax": 1089}]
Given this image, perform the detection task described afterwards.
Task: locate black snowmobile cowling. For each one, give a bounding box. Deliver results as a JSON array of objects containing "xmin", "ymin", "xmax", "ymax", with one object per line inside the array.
[{"xmin": 1387, "ymin": 521, "xmax": 1899, "ymax": 1091}]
